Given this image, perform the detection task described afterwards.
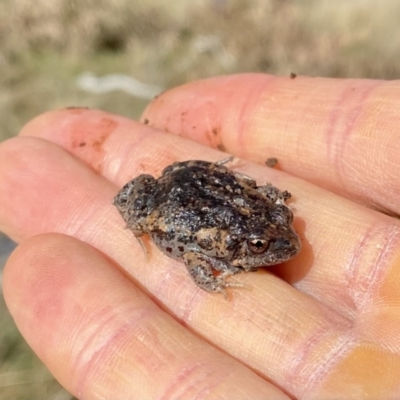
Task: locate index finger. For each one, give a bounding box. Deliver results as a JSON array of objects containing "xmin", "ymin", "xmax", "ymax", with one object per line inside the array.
[{"xmin": 141, "ymin": 74, "xmax": 400, "ymax": 215}]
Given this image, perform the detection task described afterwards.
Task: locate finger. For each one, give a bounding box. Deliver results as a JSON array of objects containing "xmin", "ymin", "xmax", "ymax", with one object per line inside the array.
[
  {"xmin": 141, "ymin": 74, "xmax": 400, "ymax": 215},
  {"xmin": 4, "ymin": 114, "xmax": 400, "ymax": 397},
  {"xmin": 3, "ymin": 233, "xmax": 283, "ymax": 400}
]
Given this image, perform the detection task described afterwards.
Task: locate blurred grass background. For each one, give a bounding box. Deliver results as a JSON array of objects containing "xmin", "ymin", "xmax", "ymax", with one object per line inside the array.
[{"xmin": 1, "ymin": 0, "xmax": 400, "ymax": 398}]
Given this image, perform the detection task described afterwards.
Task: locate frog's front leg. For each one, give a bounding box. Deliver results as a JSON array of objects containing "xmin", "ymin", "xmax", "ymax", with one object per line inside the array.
[{"xmin": 182, "ymin": 252, "xmax": 243, "ymax": 296}]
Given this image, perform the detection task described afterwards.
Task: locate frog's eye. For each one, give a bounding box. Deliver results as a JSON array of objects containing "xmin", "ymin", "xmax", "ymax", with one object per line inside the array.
[{"xmin": 247, "ymin": 238, "xmax": 269, "ymax": 254}]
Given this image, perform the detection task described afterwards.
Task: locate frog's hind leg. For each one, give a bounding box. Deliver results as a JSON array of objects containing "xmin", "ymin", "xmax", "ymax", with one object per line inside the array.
[{"xmin": 182, "ymin": 252, "xmax": 243, "ymax": 297}]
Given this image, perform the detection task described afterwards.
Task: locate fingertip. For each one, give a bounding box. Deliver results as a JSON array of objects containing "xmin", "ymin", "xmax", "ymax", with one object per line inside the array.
[
  {"xmin": 19, "ymin": 108, "xmax": 93, "ymax": 137},
  {"xmin": 141, "ymin": 74, "xmax": 280, "ymax": 155},
  {"xmin": 3, "ymin": 233, "xmax": 83, "ymax": 316},
  {"xmin": 16, "ymin": 108, "xmax": 148, "ymax": 176}
]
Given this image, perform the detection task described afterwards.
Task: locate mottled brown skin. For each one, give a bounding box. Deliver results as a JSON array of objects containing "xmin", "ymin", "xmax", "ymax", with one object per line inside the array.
[{"xmin": 113, "ymin": 158, "xmax": 301, "ymax": 295}]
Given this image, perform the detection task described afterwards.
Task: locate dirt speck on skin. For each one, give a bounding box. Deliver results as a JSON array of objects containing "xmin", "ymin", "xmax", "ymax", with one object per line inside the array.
[
  {"xmin": 90, "ymin": 117, "xmax": 117, "ymax": 151},
  {"xmin": 64, "ymin": 106, "xmax": 90, "ymax": 115},
  {"xmin": 217, "ymin": 143, "xmax": 226, "ymax": 152},
  {"xmin": 66, "ymin": 106, "xmax": 90, "ymax": 110},
  {"xmin": 70, "ymin": 116, "xmax": 117, "ymax": 154},
  {"xmin": 265, "ymin": 157, "xmax": 278, "ymax": 168},
  {"xmin": 180, "ymin": 111, "xmax": 188, "ymax": 126},
  {"xmin": 205, "ymin": 126, "xmax": 226, "ymax": 153},
  {"xmin": 68, "ymin": 116, "xmax": 117, "ymax": 173},
  {"xmin": 93, "ymin": 134, "xmax": 109, "ymax": 151}
]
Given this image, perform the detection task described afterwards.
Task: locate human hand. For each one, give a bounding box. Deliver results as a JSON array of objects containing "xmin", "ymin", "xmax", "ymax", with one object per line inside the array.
[{"xmin": 1, "ymin": 74, "xmax": 400, "ymax": 399}]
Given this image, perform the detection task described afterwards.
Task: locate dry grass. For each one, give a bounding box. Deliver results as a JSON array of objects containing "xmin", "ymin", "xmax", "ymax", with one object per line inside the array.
[{"xmin": 1, "ymin": 0, "xmax": 400, "ymax": 398}]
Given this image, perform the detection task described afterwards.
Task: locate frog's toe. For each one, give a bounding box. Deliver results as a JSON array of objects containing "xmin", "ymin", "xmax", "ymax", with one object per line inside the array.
[{"xmin": 135, "ymin": 235, "xmax": 150, "ymax": 261}]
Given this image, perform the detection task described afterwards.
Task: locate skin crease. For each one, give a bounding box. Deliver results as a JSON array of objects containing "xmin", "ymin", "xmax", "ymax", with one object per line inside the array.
[{"xmin": 1, "ymin": 74, "xmax": 400, "ymax": 399}]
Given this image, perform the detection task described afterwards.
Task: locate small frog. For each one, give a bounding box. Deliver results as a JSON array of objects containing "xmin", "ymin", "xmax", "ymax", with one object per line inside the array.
[{"xmin": 113, "ymin": 157, "xmax": 301, "ymax": 296}]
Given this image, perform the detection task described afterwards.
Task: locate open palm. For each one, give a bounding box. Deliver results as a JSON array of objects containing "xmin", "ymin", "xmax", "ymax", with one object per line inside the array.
[{"xmin": 1, "ymin": 74, "xmax": 400, "ymax": 399}]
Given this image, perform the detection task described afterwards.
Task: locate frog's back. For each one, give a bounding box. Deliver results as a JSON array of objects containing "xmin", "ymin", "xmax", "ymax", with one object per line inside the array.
[{"xmin": 149, "ymin": 161, "xmax": 263, "ymax": 243}]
